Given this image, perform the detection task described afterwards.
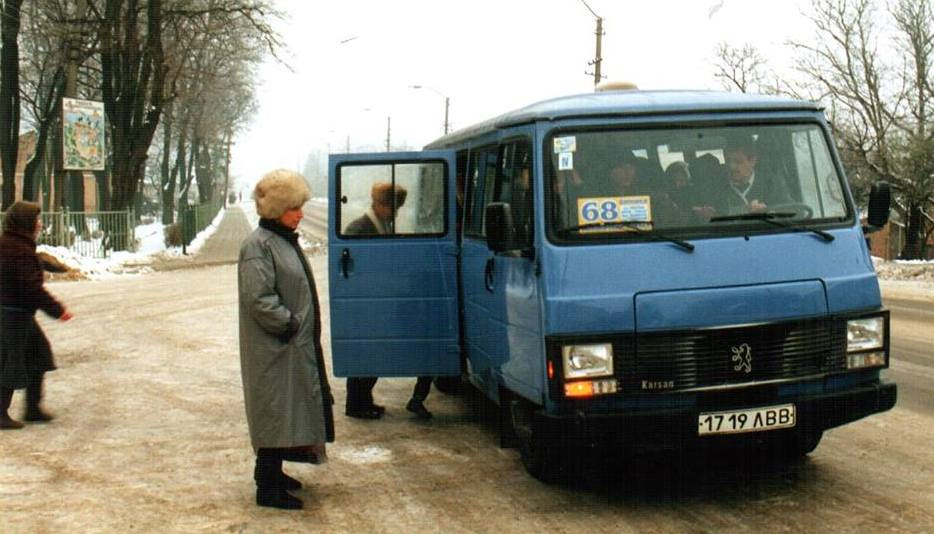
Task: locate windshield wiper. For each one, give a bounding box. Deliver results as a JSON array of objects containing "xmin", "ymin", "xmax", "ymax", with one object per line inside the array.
[
  {"xmin": 555, "ymin": 221, "xmax": 695, "ymax": 252},
  {"xmin": 709, "ymin": 211, "xmax": 834, "ymax": 242}
]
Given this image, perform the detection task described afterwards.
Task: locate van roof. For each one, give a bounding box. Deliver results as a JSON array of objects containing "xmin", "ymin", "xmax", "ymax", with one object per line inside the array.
[{"xmin": 425, "ymin": 89, "xmax": 822, "ymax": 149}]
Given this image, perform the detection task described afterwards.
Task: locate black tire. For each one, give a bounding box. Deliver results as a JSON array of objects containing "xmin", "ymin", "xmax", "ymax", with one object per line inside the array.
[{"xmin": 510, "ymin": 400, "xmax": 565, "ymax": 483}]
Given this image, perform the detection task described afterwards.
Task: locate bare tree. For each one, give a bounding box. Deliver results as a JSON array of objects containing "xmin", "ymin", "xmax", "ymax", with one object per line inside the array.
[
  {"xmin": 153, "ymin": 0, "xmax": 271, "ymax": 221},
  {"xmin": 789, "ymin": 0, "xmax": 934, "ymax": 258},
  {"xmin": 714, "ymin": 42, "xmax": 769, "ymax": 93},
  {"xmin": 18, "ymin": 0, "xmax": 71, "ymax": 205}
]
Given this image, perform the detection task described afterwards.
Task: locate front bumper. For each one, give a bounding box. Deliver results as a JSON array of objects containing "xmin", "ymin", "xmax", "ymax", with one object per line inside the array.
[{"xmin": 537, "ymin": 380, "xmax": 897, "ymax": 450}]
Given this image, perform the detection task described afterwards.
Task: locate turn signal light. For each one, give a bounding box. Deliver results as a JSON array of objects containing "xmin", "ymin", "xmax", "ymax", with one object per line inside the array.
[
  {"xmin": 564, "ymin": 379, "xmax": 618, "ymax": 398},
  {"xmin": 565, "ymin": 381, "xmax": 594, "ymax": 397}
]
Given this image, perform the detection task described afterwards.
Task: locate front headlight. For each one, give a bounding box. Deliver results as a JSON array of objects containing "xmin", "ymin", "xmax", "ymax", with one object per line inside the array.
[
  {"xmin": 847, "ymin": 317, "xmax": 885, "ymax": 352},
  {"xmin": 562, "ymin": 343, "xmax": 613, "ymax": 379}
]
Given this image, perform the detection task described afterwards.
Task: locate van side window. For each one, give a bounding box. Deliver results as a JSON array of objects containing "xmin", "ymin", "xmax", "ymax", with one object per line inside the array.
[
  {"xmin": 464, "ymin": 146, "xmax": 498, "ymax": 237},
  {"xmin": 337, "ymin": 162, "xmax": 446, "ymax": 237},
  {"xmin": 496, "ymin": 140, "xmax": 533, "ymax": 246}
]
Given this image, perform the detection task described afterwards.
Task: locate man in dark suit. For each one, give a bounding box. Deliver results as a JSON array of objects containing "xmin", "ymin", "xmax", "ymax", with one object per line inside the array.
[
  {"xmin": 693, "ymin": 138, "xmax": 793, "ymax": 219},
  {"xmin": 343, "ymin": 182, "xmax": 434, "ymax": 420}
]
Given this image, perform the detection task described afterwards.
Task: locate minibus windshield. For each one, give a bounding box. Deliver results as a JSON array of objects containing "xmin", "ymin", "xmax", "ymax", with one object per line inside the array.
[{"xmin": 546, "ymin": 124, "xmax": 851, "ymax": 242}]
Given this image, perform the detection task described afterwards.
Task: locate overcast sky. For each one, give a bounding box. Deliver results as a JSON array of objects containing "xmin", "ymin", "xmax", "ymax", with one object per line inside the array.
[{"xmin": 229, "ymin": 0, "xmax": 811, "ymax": 191}]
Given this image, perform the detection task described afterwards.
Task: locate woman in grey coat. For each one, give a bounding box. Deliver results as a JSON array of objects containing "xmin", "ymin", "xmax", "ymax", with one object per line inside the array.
[{"xmin": 238, "ymin": 169, "xmax": 334, "ymax": 510}]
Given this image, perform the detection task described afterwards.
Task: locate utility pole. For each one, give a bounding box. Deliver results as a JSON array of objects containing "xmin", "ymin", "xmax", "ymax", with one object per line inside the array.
[
  {"xmin": 443, "ymin": 97, "xmax": 450, "ymax": 135},
  {"xmin": 411, "ymin": 85, "xmax": 451, "ymax": 135},
  {"xmin": 581, "ymin": 0, "xmax": 605, "ymax": 86},
  {"xmin": 385, "ymin": 116, "xmax": 391, "ymax": 151},
  {"xmin": 61, "ymin": 0, "xmax": 88, "ymax": 212}
]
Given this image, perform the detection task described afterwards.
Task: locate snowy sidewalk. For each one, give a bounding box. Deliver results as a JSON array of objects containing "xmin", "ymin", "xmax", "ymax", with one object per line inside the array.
[
  {"xmin": 188, "ymin": 205, "xmax": 253, "ymax": 265},
  {"xmin": 146, "ymin": 206, "xmax": 253, "ymax": 271}
]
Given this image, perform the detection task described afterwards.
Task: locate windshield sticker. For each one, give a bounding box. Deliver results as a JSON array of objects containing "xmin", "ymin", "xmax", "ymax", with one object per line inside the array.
[
  {"xmin": 576, "ymin": 196, "xmax": 653, "ymax": 231},
  {"xmin": 558, "ymin": 152, "xmax": 574, "ymax": 171},
  {"xmin": 553, "ymin": 136, "xmax": 577, "ymax": 154}
]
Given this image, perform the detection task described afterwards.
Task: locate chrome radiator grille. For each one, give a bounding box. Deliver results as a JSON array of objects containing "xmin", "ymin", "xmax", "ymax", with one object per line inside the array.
[{"xmin": 630, "ymin": 318, "xmax": 846, "ymax": 392}]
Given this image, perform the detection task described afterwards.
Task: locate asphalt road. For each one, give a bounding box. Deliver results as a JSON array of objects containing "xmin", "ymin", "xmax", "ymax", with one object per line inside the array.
[
  {"xmin": 1, "ymin": 256, "xmax": 930, "ymax": 532},
  {"xmin": 883, "ymin": 295, "xmax": 934, "ymax": 416}
]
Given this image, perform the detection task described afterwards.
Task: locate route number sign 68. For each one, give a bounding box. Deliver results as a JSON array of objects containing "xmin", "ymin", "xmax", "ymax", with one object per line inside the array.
[{"xmin": 576, "ymin": 196, "xmax": 653, "ymax": 230}]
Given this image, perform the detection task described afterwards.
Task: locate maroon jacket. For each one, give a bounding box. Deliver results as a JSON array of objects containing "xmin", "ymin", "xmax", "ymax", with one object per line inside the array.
[{"xmin": 0, "ymin": 230, "xmax": 65, "ymax": 318}]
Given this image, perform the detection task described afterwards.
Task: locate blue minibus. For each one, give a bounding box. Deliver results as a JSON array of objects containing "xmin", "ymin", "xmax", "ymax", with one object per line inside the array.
[{"xmin": 327, "ymin": 89, "xmax": 896, "ymax": 481}]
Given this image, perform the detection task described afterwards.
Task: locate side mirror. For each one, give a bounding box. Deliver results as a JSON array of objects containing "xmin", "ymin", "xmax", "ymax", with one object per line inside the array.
[
  {"xmin": 484, "ymin": 202, "xmax": 514, "ymax": 253},
  {"xmin": 866, "ymin": 181, "xmax": 891, "ymax": 231}
]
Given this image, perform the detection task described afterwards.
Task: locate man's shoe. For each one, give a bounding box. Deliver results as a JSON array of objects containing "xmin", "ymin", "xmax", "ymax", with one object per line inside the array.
[
  {"xmin": 371, "ymin": 403, "xmax": 386, "ymax": 415},
  {"xmin": 277, "ymin": 472, "xmax": 302, "ymax": 491},
  {"xmin": 345, "ymin": 407, "xmax": 382, "ymax": 419},
  {"xmin": 406, "ymin": 399, "xmax": 433, "ymax": 420},
  {"xmin": 23, "ymin": 409, "xmax": 54, "ymax": 423},
  {"xmin": 256, "ymin": 487, "xmax": 303, "ymax": 510},
  {"xmin": 0, "ymin": 414, "xmax": 24, "ymax": 430}
]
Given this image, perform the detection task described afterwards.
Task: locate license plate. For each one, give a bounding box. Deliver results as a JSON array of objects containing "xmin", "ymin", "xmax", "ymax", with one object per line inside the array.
[{"xmin": 698, "ymin": 404, "xmax": 796, "ymax": 436}]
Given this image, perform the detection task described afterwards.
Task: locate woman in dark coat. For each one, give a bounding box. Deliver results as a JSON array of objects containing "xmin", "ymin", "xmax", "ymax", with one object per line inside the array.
[
  {"xmin": 238, "ymin": 169, "xmax": 334, "ymax": 510},
  {"xmin": 0, "ymin": 201, "xmax": 73, "ymax": 429}
]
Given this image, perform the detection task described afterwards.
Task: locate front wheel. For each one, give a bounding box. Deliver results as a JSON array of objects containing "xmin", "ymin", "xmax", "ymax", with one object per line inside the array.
[{"xmin": 510, "ymin": 400, "xmax": 566, "ymax": 483}]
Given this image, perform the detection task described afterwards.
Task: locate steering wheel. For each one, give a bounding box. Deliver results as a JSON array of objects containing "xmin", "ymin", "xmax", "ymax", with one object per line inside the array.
[{"xmin": 770, "ymin": 203, "xmax": 814, "ymax": 219}]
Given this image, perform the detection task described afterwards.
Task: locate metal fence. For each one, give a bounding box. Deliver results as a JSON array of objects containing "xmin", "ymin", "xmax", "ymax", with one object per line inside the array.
[
  {"xmin": 179, "ymin": 198, "xmax": 223, "ymax": 247},
  {"xmin": 1, "ymin": 209, "xmax": 136, "ymax": 258}
]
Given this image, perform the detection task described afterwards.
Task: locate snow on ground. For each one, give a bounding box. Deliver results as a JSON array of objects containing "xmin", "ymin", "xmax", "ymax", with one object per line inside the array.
[{"xmin": 40, "ymin": 208, "xmax": 226, "ymax": 279}]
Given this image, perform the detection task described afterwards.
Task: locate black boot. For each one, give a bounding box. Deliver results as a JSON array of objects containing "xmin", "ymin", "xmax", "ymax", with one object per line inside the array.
[
  {"xmin": 406, "ymin": 398, "xmax": 433, "ymax": 420},
  {"xmin": 0, "ymin": 388, "xmax": 23, "ymax": 430},
  {"xmin": 277, "ymin": 472, "xmax": 302, "ymax": 491},
  {"xmin": 23, "ymin": 372, "xmax": 53, "ymax": 423},
  {"xmin": 254, "ymin": 450, "xmax": 302, "ymax": 510}
]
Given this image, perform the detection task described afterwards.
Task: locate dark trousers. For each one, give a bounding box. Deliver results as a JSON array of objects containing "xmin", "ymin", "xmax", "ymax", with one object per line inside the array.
[
  {"xmin": 0, "ymin": 371, "xmax": 44, "ymax": 416},
  {"xmin": 345, "ymin": 376, "xmax": 379, "ymax": 412},
  {"xmin": 412, "ymin": 376, "xmax": 432, "ymax": 402},
  {"xmin": 345, "ymin": 376, "xmax": 433, "ymax": 410}
]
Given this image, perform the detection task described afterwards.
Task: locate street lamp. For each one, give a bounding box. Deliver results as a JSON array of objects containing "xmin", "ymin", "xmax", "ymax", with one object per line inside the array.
[{"xmin": 410, "ymin": 85, "xmax": 450, "ymax": 135}]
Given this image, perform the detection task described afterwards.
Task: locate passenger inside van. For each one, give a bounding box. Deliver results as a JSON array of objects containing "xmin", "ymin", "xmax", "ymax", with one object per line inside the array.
[
  {"xmin": 692, "ymin": 138, "xmax": 793, "ymax": 219},
  {"xmin": 663, "ymin": 161, "xmax": 694, "ymax": 210}
]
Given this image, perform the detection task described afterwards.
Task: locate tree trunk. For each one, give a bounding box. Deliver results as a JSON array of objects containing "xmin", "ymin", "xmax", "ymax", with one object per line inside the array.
[
  {"xmin": 195, "ymin": 137, "xmax": 212, "ymax": 203},
  {"xmin": 0, "ymin": 0, "xmax": 23, "ymax": 209},
  {"xmin": 160, "ymin": 102, "xmax": 174, "ymax": 224},
  {"xmin": 22, "ymin": 68, "xmax": 65, "ymax": 202},
  {"xmin": 902, "ymin": 203, "xmax": 924, "ymax": 259},
  {"xmin": 100, "ymin": 0, "xmax": 166, "ymax": 215},
  {"xmin": 178, "ymin": 134, "xmax": 197, "ymax": 208}
]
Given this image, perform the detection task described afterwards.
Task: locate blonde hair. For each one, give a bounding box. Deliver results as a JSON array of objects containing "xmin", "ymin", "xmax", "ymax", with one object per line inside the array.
[{"xmin": 253, "ymin": 169, "xmax": 311, "ymax": 219}]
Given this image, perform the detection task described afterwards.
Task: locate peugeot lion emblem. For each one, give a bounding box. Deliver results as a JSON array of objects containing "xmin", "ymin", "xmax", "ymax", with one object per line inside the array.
[{"xmin": 731, "ymin": 343, "xmax": 753, "ymax": 374}]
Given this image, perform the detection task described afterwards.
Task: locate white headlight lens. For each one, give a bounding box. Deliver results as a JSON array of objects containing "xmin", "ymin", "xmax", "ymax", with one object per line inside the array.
[
  {"xmin": 847, "ymin": 317, "xmax": 885, "ymax": 352},
  {"xmin": 562, "ymin": 343, "xmax": 613, "ymax": 379}
]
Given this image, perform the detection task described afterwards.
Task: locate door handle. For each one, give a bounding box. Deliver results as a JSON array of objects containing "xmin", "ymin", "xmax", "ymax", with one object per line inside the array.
[
  {"xmin": 340, "ymin": 248, "xmax": 351, "ymax": 279},
  {"xmin": 484, "ymin": 258, "xmax": 495, "ymax": 292}
]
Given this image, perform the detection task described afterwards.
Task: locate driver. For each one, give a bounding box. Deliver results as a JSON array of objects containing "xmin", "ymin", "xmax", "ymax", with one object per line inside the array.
[{"xmin": 693, "ymin": 138, "xmax": 793, "ymax": 218}]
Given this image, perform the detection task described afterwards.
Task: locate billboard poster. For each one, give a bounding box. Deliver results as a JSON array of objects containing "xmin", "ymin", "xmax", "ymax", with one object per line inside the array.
[{"xmin": 62, "ymin": 97, "xmax": 106, "ymax": 171}]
